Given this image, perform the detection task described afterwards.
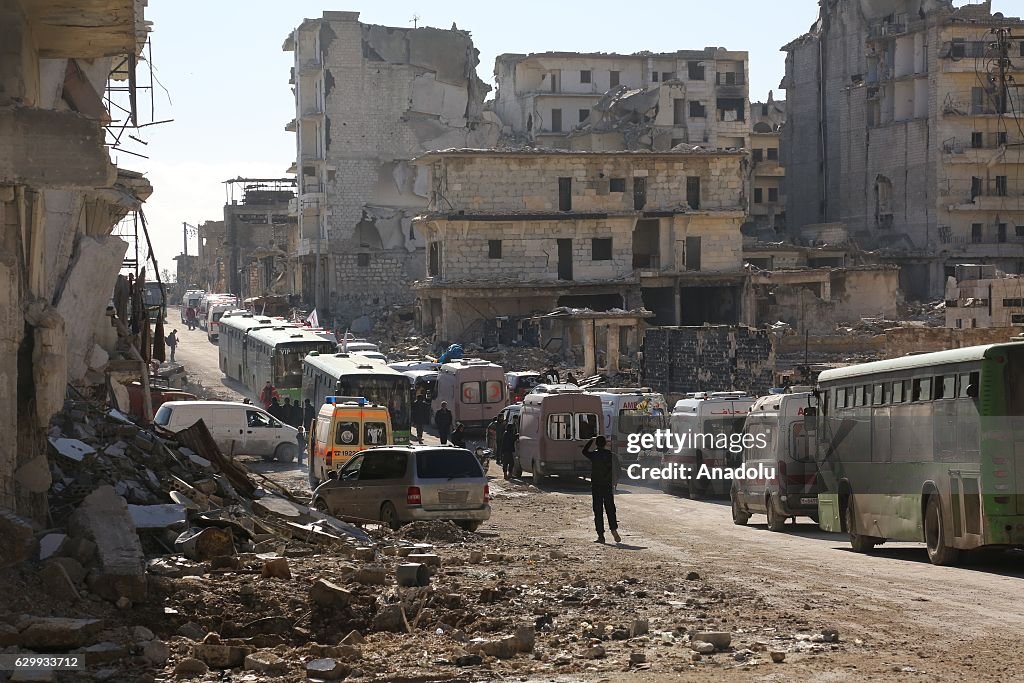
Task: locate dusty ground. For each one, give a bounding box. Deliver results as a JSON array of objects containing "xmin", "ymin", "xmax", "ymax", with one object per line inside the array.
[{"xmin": 3, "ymin": 311, "xmax": 1015, "ymax": 681}]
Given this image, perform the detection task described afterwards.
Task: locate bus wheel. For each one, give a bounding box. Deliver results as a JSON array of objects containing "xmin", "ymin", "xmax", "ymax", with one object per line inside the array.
[
  {"xmin": 275, "ymin": 443, "xmax": 297, "ymax": 463},
  {"xmin": 846, "ymin": 498, "xmax": 877, "ymax": 553},
  {"xmin": 731, "ymin": 493, "xmax": 750, "ymax": 526},
  {"xmin": 766, "ymin": 495, "xmax": 786, "ymax": 531},
  {"xmin": 380, "ymin": 502, "xmax": 400, "ymax": 531},
  {"xmin": 925, "ymin": 495, "xmax": 960, "ymax": 566}
]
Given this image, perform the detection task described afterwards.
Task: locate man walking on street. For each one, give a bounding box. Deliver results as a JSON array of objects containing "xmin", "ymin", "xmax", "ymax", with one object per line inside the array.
[
  {"xmin": 583, "ymin": 436, "xmax": 621, "ymax": 544},
  {"xmin": 500, "ymin": 425, "xmax": 518, "ymax": 479},
  {"xmin": 411, "ymin": 395, "xmax": 430, "ymax": 443},
  {"xmin": 434, "ymin": 401, "xmax": 453, "ymax": 445},
  {"xmin": 166, "ymin": 329, "xmax": 179, "ymax": 363},
  {"xmin": 296, "ymin": 426, "xmax": 307, "ymax": 465},
  {"xmin": 260, "ymin": 381, "xmax": 277, "ymax": 410}
]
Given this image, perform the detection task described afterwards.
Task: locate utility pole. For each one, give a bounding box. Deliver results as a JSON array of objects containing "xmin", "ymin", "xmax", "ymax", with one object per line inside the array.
[
  {"xmin": 992, "ymin": 27, "xmax": 1022, "ymax": 116},
  {"xmin": 410, "ymin": 13, "xmax": 420, "ymax": 28}
]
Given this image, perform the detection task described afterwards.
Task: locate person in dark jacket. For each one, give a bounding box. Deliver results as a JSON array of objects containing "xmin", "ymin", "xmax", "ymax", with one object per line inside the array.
[
  {"xmin": 268, "ymin": 397, "xmax": 284, "ymax": 421},
  {"xmin": 583, "ymin": 436, "xmax": 620, "ymax": 544},
  {"xmin": 500, "ymin": 425, "xmax": 518, "ymax": 479},
  {"xmin": 303, "ymin": 399, "xmax": 316, "ymax": 431},
  {"xmin": 434, "ymin": 401, "xmax": 453, "ymax": 445},
  {"xmin": 450, "ymin": 422, "xmax": 467, "ymax": 448},
  {"xmin": 411, "ymin": 395, "xmax": 431, "ymax": 443},
  {"xmin": 290, "ymin": 398, "xmax": 304, "ymax": 428},
  {"xmin": 282, "ymin": 397, "xmax": 296, "ymax": 427}
]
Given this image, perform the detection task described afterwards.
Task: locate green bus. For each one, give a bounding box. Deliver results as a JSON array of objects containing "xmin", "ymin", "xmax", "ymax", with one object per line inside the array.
[
  {"xmin": 302, "ymin": 352, "xmax": 411, "ymax": 444},
  {"xmin": 814, "ymin": 342, "xmax": 1024, "ymax": 565}
]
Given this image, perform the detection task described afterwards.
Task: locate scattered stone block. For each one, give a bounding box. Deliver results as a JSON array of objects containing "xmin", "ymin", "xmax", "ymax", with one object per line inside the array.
[
  {"xmin": 193, "ymin": 642, "xmax": 251, "ymax": 669},
  {"xmin": 306, "ymin": 658, "xmax": 350, "ymax": 680},
  {"xmin": 143, "ymin": 639, "xmax": 169, "ymax": 665},
  {"xmin": 770, "ymin": 651, "xmax": 786, "ymax": 663},
  {"xmin": 260, "ymin": 557, "xmax": 291, "ymax": 580},
  {"xmin": 172, "ymin": 657, "xmax": 209, "ymax": 678},
  {"xmin": 353, "ymin": 565, "xmax": 386, "ymax": 585},
  {"xmin": 339, "ymin": 630, "xmax": 364, "ymax": 645},
  {"xmin": 309, "ymin": 579, "xmax": 352, "ymax": 607},
  {"xmin": 19, "ymin": 618, "xmax": 103, "ymax": 649},
  {"xmin": 406, "ymin": 553, "xmax": 440, "ymax": 567},
  {"xmin": 690, "ymin": 640, "xmax": 715, "ymax": 655},
  {"xmin": 38, "ymin": 533, "xmax": 67, "ymax": 561},
  {"xmin": 68, "ymin": 486, "xmax": 147, "ymax": 602},
  {"xmin": 693, "ymin": 631, "xmax": 731, "ymax": 650},
  {"xmin": 78, "ymin": 642, "xmax": 126, "ymax": 665},
  {"xmin": 372, "ymin": 605, "xmax": 407, "ymax": 633},
  {"xmin": 244, "ymin": 651, "xmax": 287, "ymax": 674}
]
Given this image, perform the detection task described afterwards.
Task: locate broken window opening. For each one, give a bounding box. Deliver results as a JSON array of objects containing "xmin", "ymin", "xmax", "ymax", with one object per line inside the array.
[
  {"xmin": 488, "ymin": 239, "xmax": 502, "ymax": 259},
  {"xmin": 766, "ymin": 148, "xmax": 778, "ymax": 161},
  {"xmin": 428, "ymin": 242, "xmax": 441, "ymax": 276},
  {"xmin": 689, "ymin": 101, "xmax": 706, "ymax": 119},
  {"xmin": 686, "ymin": 176, "xmax": 701, "ymax": 210},
  {"xmin": 685, "ymin": 236, "xmax": 702, "ymax": 271},
  {"xmin": 609, "ymin": 178, "xmax": 626, "ymax": 193},
  {"xmin": 672, "ymin": 98, "xmax": 686, "ymax": 125},
  {"xmin": 996, "ymin": 175, "xmax": 1008, "ymax": 197},
  {"xmin": 662, "ymin": 71, "xmax": 675, "ymax": 82},
  {"xmin": 754, "ymin": 188, "xmax": 763, "ymax": 204},
  {"xmin": 357, "ymin": 253, "xmax": 371, "ymax": 267},
  {"xmin": 578, "ymin": 108, "xmax": 590, "ymax": 124},
  {"xmin": 999, "ymin": 224, "xmax": 1008, "ymax": 243},
  {"xmin": 971, "ymin": 131, "xmax": 984, "ymax": 148},
  {"xmin": 551, "ymin": 108, "xmax": 563, "ymax": 133},
  {"xmin": 591, "ymin": 238, "xmax": 613, "ymax": 261},
  {"xmin": 557, "ymin": 238, "xmax": 573, "ymax": 281},
  {"xmin": 632, "ymin": 219, "xmax": 660, "ymax": 269},
  {"xmin": 971, "ymin": 223, "xmax": 983, "ymax": 244},
  {"xmin": 610, "ymin": 70, "xmax": 620, "ymax": 87},
  {"xmin": 633, "ymin": 176, "xmax": 647, "ymax": 211},
  {"xmin": 558, "ymin": 177, "xmax": 572, "ymax": 211},
  {"xmin": 716, "ymin": 98, "xmax": 745, "ymax": 122},
  {"xmin": 355, "ymin": 220, "xmax": 383, "ymax": 250},
  {"xmin": 752, "ymin": 149, "xmax": 764, "ymax": 163},
  {"xmin": 768, "ymin": 187, "xmax": 779, "ymax": 203},
  {"xmin": 580, "ymin": 69, "xmax": 592, "ymax": 84},
  {"xmin": 875, "ymin": 175, "xmax": 893, "ymax": 228},
  {"xmin": 652, "ymin": 71, "xmax": 659, "ymax": 82},
  {"xmin": 687, "ymin": 61, "xmax": 705, "ymax": 81}
]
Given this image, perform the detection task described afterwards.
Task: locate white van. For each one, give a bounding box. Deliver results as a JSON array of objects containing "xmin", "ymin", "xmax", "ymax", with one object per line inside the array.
[
  {"xmin": 663, "ymin": 392, "xmax": 756, "ymax": 497},
  {"xmin": 154, "ymin": 400, "xmax": 299, "ymax": 461},
  {"xmin": 587, "ymin": 388, "xmax": 669, "ymax": 466},
  {"xmin": 730, "ymin": 392, "xmax": 821, "ymax": 529}
]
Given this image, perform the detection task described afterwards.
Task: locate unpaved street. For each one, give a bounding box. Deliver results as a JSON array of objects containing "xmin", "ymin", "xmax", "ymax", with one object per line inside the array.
[{"xmin": 170, "ymin": 316, "xmax": 1024, "ymax": 681}]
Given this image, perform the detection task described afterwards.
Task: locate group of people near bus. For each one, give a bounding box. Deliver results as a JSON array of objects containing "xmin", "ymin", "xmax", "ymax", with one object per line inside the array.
[{"xmin": 260, "ymin": 380, "xmax": 315, "ymax": 431}]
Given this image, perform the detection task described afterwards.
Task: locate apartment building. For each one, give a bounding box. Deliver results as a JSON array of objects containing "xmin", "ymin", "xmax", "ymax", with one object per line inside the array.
[
  {"xmin": 748, "ymin": 94, "xmax": 787, "ymax": 235},
  {"xmin": 945, "ymin": 264, "xmax": 1024, "ymax": 328},
  {"xmin": 493, "ymin": 49, "xmax": 750, "ymax": 151},
  {"xmin": 283, "ymin": 12, "xmax": 498, "ymax": 324},
  {"xmin": 782, "ymin": 0, "xmax": 1024, "ymax": 300},
  {"xmin": 411, "ymin": 149, "xmax": 750, "ymax": 341}
]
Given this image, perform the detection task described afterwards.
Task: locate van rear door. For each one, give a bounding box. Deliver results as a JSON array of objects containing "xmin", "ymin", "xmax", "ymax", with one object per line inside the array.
[{"xmin": 415, "ymin": 449, "xmax": 486, "ymax": 511}]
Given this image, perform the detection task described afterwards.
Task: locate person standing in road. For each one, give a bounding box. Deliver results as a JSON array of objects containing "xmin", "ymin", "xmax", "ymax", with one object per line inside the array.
[
  {"xmin": 268, "ymin": 397, "xmax": 284, "ymax": 421},
  {"xmin": 260, "ymin": 381, "xmax": 276, "ymax": 409},
  {"xmin": 583, "ymin": 436, "xmax": 621, "ymax": 544},
  {"xmin": 411, "ymin": 395, "xmax": 430, "ymax": 443},
  {"xmin": 296, "ymin": 426, "xmax": 307, "ymax": 465},
  {"xmin": 165, "ymin": 329, "xmax": 179, "ymax": 363},
  {"xmin": 282, "ymin": 397, "xmax": 296, "ymax": 426},
  {"xmin": 500, "ymin": 425, "xmax": 518, "ymax": 479},
  {"xmin": 303, "ymin": 398, "xmax": 316, "ymax": 431},
  {"xmin": 289, "ymin": 398, "xmax": 303, "ymax": 429},
  {"xmin": 434, "ymin": 401, "xmax": 453, "ymax": 445}
]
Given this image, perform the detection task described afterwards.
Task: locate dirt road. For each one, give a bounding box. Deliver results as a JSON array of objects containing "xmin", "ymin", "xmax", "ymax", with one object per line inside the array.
[{"xmin": 169, "ymin": 309, "xmax": 1024, "ymax": 680}]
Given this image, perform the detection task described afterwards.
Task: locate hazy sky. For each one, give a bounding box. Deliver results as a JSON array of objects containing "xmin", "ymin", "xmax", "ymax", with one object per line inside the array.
[{"xmin": 129, "ymin": 0, "xmax": 1007, "ymax": 276}]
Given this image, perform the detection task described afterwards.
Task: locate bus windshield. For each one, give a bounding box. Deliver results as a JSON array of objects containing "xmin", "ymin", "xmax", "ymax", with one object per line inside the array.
[{"xmin": 339, "ymin": 375, "xmax": 411, "ymax": 431}]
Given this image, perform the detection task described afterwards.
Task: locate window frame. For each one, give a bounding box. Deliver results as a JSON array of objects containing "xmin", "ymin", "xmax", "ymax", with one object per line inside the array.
[
  {"xmin": 591, "ymin": 237, "xmax": 613, "ymax": 261},
  {"xmin": 547, "ymin": 413, "xmax": 573, "ymax": 440}
]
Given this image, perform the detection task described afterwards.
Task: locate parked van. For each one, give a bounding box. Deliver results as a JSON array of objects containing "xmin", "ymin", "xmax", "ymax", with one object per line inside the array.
[
  {"xmin": 180, "ymin": 289, "xmax": 206, "ymax": 322},
  {"xmin": 153, "ymin": 400, "xmax": 299, "ymax": 461},
  {"xmin": 516, "ymin": 388, "xmax": 602, "ymax": 482},
  {"xmin": 587, "ymin": 388, "xmax": 669, "ymax": 466},
  {"xmin": 506, "ymin": 371, "xmax": 543, "ymax": 403},
  {"xmin": 730, "ymin": 392, "xmax": 821, "ymax": 529},
  {"xmin": 197, "ymin": 293, "xmax": 236, "ymax": 331},
  {"xmin": 308, "ymin": 396, "xmax": 394, "ymax": 487},
  {"xmin": 432, "ymin": 359, "xmax": 508, "ymax": 430},
  {"xmin": 663, "ymin": 392, "xmax": 755, "ymax": 497},
  {"xmin": 207, "ymin": 303, "xmax": 243, "ymax": 342}
]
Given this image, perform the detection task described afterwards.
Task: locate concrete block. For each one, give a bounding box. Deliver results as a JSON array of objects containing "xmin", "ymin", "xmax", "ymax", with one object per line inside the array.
[{"xmin": 68, "ymin": 486, "xmax": 147, "ymax": 602}]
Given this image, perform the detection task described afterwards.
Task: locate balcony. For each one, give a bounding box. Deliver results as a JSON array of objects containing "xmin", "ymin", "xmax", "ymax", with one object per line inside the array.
[
  {"xmin": 715, "ymin": 72, "xmax": 746, "ymax": 86},
  {"xmin": 947, "ymin": 180, "xmax": 1024, "ymax": 211}
]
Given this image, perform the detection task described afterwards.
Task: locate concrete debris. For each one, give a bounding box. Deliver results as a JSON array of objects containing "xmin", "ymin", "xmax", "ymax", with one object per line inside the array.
[
  {"xmin": 260, "ymin": 557, "xmax": 292, "ymax": 580},
  {"xmin": 19, "ymin": 618, "xmax": 103, "ymax": 650},
  {"xmin": 309, "ymin": 579, "xmax": 353, "ymax": 608},
  {"xmin": 68, "ymin": 485, "xmax": 147, "ymax": 603},
  {"xmin": 38, "ymin": 532, "xmax": 67, "ymax": 561},
  {"xmin": 172, "ymin": 657, "xmax": 210, "ymax": 678},
  {"xmin": 305, "ymin": 657, "xmax": 351, "ymax": 681},
  {"xmin": 128, "ymin": 503, "xmax": 187, "ymax": 529}
]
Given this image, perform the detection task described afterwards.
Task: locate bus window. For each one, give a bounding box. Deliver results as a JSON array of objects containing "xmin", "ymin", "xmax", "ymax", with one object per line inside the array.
[
  {"xmin": 547, "ymin": 414, "xmax": 573, "ymax": 440},
  {"xmin": 854, "ymin": 386, "xmax": 865, "ymax": 407},
  {"xmin": 913, "ymin": 377, "xmax": 931, "ymax": 402},
  {"xmin": 872, "ymin": 383, "xmax": 884, "ymax": 405},
  {"xmin": 892, "ymin": 381, "xmax": 904, "ymax": 403},
  {"xmin": 461, "ymin": 382, "xmax": 482, "ymax": 404},
  {"xmin": 576, "ymin": 413, "xmax": 599, "ymax": 440},
  {"xmin": 791, "ymin": 422, "xmax": 812, "ymax": 461},
  {"xmin": 835, "ymin": 387, "xmax": 846, "ymax": 409},
  {"xmin": 943, "ymin": 375, "xmax": 956, "ymax": 399}
]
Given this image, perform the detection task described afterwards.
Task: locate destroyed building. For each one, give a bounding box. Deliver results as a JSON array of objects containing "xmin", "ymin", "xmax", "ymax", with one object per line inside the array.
[
  {"xmin": 747, "ymin": 93, "xmax": 787, "ymax": 236},
  {"xmin": 493, "ymin": 49, "xmax": 750, "ymax": 152},
  {"xmin": 195, "ymin": 220, "xmax": 227, "ymax": 293},
  {"xmin": 945, "ymin": 263, "xmax": 1024, "ymax": 328},
  {"xmin": 781, "ymin": 0, "xmax": 1024, "ymax": 300},
  {"xmin": 1, "ymin": 0, "xmax": 152, "ymax": 535},
  {"xmin": 223, "ymin": 178, "xmax": 296, "ymax": 300},
  {"xmin": 411, "ymin": 148, "xmax": 750, "ymax": 341},
  {"xmin": 283, "ymin": 12, "xmax": 499, "ymax": 325}
]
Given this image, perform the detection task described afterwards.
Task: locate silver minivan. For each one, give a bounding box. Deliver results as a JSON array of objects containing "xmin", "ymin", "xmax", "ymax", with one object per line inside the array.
[{"xmin": 310, "ymin": 446, "xmax": 491, "ymax": 531}]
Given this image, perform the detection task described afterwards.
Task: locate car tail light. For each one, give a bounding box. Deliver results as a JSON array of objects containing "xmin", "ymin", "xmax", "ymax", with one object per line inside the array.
[
  {"xmin": 484, "ymin": 484, "xmax": 491, "ymax": 503},
  {"xmin": 407, "ymin": 486, "xmax": 422, "ymax": 505},
  {"xmin": 325, "ymin": 451, "xmax": 333, "ymax": 467}
]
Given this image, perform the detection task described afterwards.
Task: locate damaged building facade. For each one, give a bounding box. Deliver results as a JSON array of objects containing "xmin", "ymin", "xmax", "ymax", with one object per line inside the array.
[
  {"xmin": 411, "ymin": 148, "xmax": 750, "ymax": 343},
  {"xmin": 782, "ymin": 0, "xmax": 1024, "ymax": 300},
  {"xmin": 222, "ymin": 178, "xmax": 296, "ymax": 300},
  {"xmin": 1, "ymin": 0, "xmax": 151, "ymax": 532},
  {"xmin": 283, "ymin": 12, "xmax": 498, "ymax": 324},
  {"xmin": 747, "ymin": 93, "xmax": 787, "ymax": 236},
  {"xmin": 493, "ymin": 49, "xmax": 750, "ymax": 152},
  {"xmin": 945, "ymin": 263, "xmax": 1024, "ymax": 329}
]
